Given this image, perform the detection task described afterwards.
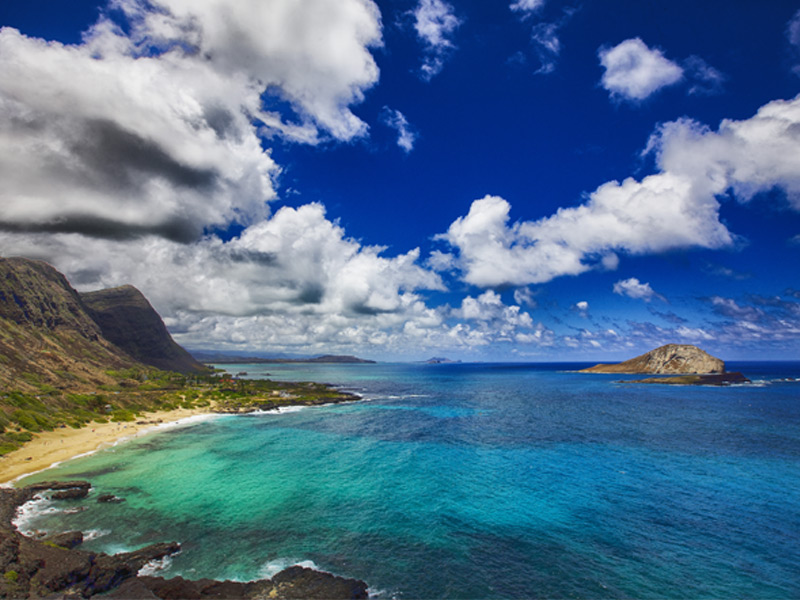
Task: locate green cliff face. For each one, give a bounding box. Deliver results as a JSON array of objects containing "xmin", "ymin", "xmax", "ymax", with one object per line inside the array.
[
  {"xmin": 0, "ymin": 258, "xmax": 138, "ymax": 393},
  {"xmin": 0, "ymin": 257, "xmax": 214, "ymax": 454}
]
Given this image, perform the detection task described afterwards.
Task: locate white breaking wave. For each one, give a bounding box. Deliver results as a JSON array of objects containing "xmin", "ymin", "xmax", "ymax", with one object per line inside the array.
[
  {"xmin": 12, "ymin": 495, "xmax": 58, "ymax": 536},
  {"xmin": 138, "ymin": 553, "xmax": 175, "ymax": 576},
  {"xmin": 83, "ymin": 528, "xmax": 112, "ymax": 541},
  {"xmin": 257, "ymin": 558, "xmax": 319, "ymax": 580}
]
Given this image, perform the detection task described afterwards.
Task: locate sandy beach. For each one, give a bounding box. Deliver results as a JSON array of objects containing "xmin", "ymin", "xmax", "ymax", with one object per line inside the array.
[{"xmin": 0, "ymin": 406, "xmax": 219, "ymax": 486}]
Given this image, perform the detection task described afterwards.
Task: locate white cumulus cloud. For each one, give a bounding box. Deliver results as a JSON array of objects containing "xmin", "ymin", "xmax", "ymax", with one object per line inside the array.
[
  {"xmin": 113, "ymin": 0, "xmax": 383, "ymax": 141},
  {"xmin": 0, "ymin": 0, "xmax": 507, "ymax": 359},
  {"xmin": 437, "ymin": 178, "xmax": 730, "ymax": 287},
  {"xmin": 598, "ymin": 38, "xmax": 683, "ymax": 101},
  {"xmin": 438, "ymin": 94, "xmax": 800, "ymax": 288},
  {"xmin": 613, "ymin": 278, "xmax": 665, "ymax": 302},
  {"xmin": 0, "ymin": 0, "xmax": 384, "ymax": 244},
  {"xmin": 646, "ymin": 95, "xmax": 800, "ymax": 210},
  {"xmin": 411, "ymin": 0, "xmax": 462, "ymax": 80},
  {"xmin": 451, "ymin": 291, "xmax": 547, "ymax": 346}
]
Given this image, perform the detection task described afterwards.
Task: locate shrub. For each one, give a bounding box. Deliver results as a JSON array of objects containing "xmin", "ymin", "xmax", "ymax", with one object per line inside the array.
[
  {"xmin": 11, "ymin": 409, "xmax": 54, "ymax": 432},
  {"xmin": 0, "ymin": 442, "xmax": 20, "ymax": 456},
  {"xmin": 110, "ymin": 409, "xmax": 137, "ymax": 422}
]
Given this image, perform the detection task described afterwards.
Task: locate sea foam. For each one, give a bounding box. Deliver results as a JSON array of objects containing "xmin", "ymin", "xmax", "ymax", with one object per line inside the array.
[{"xmin": 258, "ymin": 559, "xmax": 318, "ymax": 580}]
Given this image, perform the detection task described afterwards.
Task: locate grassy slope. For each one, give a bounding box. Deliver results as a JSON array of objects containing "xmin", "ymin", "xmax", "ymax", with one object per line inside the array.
[
  {"xmin": 0, "ymin": 369, "xmax": 357, "ymax": 455},
  {"xmin": 0, "ymin": 257, "xmax": 357, "ymax": 455}
]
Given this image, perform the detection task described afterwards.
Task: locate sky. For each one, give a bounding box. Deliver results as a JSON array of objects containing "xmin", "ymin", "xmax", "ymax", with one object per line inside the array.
[{"xmin": 1, "ymin": 0, "xmax": 799, "ymax": 362}]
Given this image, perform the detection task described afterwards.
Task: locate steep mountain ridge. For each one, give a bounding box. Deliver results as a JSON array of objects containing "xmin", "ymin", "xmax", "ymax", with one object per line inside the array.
[
  {"xmin": 81, "ymin": 285, "xmax": 204, "ymax": 374},
  {"xmin": 0, "ymin": 258, "xmax": 101, "ymax": 339},
  {"xmin": 0, "ymin": 257, "xmax": 203, "ymax": 394},
  {"xmin": 0, "ymin": 258, "xmax": 137, "ymax": 392},
  {"xmin": 580, "ymin": 344, "xmax": 725, "ymax": 374}
]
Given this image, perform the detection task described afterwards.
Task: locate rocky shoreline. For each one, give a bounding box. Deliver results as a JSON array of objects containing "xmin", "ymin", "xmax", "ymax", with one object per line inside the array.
[
  {"xmin": 628, "ymin": 371, "xmax": 751, "ymax": 386},
  {"xmin": 0, "ymin": 481, "xmax": 369, "ymax": 599}
]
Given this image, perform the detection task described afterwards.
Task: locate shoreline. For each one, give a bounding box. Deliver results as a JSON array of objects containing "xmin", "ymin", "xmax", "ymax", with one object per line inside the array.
[
  {"xmin": 0, "ymin": 483, "xmax": 369, "ymax": 599},
  {"xmin": 0, "ymin": 406, "xmax": 220, "ymax": 486}
]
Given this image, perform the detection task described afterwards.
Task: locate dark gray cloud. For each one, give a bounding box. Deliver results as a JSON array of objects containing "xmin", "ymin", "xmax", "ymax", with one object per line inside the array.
[
  {"xmin": 224, "ymin": 248, "xmax": 277, "ymax": 265},
  {"xmin": 201, "ymin": 106, "xmax": 242, "ymax": 141},
  {"xmin": 297, "ymin": 285, "xmax": 325, "ymax": 305},
  {"xmin": 74, "ymin": 119, "xmax": 218, "ymax": 192},
  {"xmin": 0, "ymin": 214, "xmax": 200, "ymax": 243}
]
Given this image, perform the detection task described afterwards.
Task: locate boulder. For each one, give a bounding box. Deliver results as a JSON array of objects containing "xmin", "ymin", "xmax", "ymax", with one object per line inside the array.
[
  {"xmin": 97, "ymin": 494, "xmax": 126, "ymax": 503},
  {"xmin": 44, "ymin": 530, "xmax": 84, "ymax": 549}
]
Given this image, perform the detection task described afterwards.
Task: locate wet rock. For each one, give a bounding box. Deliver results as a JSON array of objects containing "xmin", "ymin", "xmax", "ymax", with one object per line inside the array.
[
  {"xmin": 44, "ymin": 482, "xmax": 92, "ymax": 501},
  {"xmin": 1, "ymin": 482, "xmax": 370, "ymax": 599},
  {"xmin": 105, "ymin": 577, "xmax": 161, "ymax": 599},
  {"xmin": 97, "ymin": 494, "xmax": 125, "ymax": 504},
  {"xmin": 123, "ymin": 576, "xmax": 273, "ymax": 599},
  {"xmin": 44, "ymin": 531, "xmax": 84, "ymax": 549},
  {"xmin": 51, "ymin": 488, "xmax": 89, "ymax": 501},
  {"xmin": 272, "ymin": 566, "xmax": 369, "ymax": 599}
]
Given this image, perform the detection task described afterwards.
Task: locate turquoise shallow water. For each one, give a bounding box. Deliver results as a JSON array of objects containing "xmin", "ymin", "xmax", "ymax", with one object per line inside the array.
[{"xmin": 17, "ymin": 362, "xmax": 800, "ymax": 598}]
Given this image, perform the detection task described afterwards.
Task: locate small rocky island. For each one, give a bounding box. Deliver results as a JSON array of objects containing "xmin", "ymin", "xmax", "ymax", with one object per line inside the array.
[{"xmin": 580, "ymin": 344, "xmax": 750, "ymax": 385}]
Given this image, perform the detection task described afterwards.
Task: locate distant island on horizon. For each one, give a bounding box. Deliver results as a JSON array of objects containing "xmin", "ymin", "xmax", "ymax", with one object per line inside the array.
[{"xmin": 192, "ymin": 351, "xmax": 376, "ymax": 365}]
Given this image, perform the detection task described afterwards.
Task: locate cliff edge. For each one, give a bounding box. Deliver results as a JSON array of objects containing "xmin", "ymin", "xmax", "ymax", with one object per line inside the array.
[
  {"xmin": 580, "ymin": 344, "xmax": 725, "ymax": 374},
  {"xmin": 81, "ymin": 285, "xmax": 205, "ymax": 374}
]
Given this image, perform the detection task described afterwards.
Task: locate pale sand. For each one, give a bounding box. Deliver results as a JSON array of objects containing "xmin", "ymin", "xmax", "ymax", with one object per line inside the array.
[{"xmin": 0, "ymin": 406, "xmax": 220, "ymax": 486}]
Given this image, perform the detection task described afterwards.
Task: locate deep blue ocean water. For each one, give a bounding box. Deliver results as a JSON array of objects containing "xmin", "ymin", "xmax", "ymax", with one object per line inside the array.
[{"xmin": 16, "ymin": 362, "xmax": 800, "ymax": 598}]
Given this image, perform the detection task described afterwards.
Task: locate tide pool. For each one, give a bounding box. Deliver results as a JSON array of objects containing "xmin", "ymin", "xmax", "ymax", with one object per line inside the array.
[{"xmin": 18, "ymin": 362, "xmax": 800, "ymax": 598}]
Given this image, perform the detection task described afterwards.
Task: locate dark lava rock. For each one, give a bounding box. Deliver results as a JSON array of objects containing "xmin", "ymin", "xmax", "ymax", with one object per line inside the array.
[
  {"xmin": 51, "ymin": 488, "xmax": 89, "ymax": 501},
  {"xmin": 632, "ymin": 371, "xmax": 752, "ymax": 386},
  {"xmin": 112, "ymin": 576, "xmax": 274, "ymax": 599},
  {"xmin": 44, "ymin": 531, "xmax": 84, "ymax": 549},
  {"xmin": 40, "ymin": 481, "xmax": 92, "ymax": 501},
  {"xmin": 1, "ymin": 482, "xmax": 370, "ymax": 599},
  {"xmin": 97, "ymin": 494, "xmax": 125, "ymax": 504},
  {"xmin": 272, "ymin": 566, "xmax": 369, "ymax": 599}
]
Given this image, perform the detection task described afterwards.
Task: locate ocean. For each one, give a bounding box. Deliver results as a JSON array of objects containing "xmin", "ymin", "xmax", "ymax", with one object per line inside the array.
[{"xmin": 16, "ymin": 362, "xmax": 800, "ymax": 598}]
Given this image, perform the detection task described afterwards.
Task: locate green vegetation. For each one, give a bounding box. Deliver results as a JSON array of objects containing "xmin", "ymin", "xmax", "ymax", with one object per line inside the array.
[
  {"xmin": 0, "ymin": 369, "xmax": 358, "ymax": 455},
  {"xmin": 3, "ymin": 571, "xmax": 18, "ymax": 583},
  {"xmin": 41, "ymin": 541, "xmax": 66, "ymax": 550}
]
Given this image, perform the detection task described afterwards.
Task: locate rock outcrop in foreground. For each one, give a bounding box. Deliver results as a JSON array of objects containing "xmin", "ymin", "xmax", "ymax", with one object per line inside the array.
[
  {"xmin": 0, "ymin": 482, "xmax": 369, "ymax": 599},
  {"xmin": 580, "ymin": 344, "xmax": 725, "ymax": 374}
]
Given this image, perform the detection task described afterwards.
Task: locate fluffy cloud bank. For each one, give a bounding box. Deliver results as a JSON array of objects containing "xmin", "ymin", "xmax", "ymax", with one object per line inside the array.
[
  {"xmin": 0, "ymin": 0, "xmax": 383, "ymax": 244},
  {"xmin": 647, "ymin": 96, "xmax": 800, "ymax": 210},
  {"xmin": 436, "ymin": 94, "xmax": 800, "ymax": 287},
  {"xmin": 0, "ymin": 0, "xmax": 555, "ymax": 358}
]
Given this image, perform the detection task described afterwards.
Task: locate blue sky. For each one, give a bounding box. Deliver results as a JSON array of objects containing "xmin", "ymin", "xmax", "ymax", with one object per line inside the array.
[{"xmin": 0, "ymin": 0, "xmax": 799, "ymax": 361}]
